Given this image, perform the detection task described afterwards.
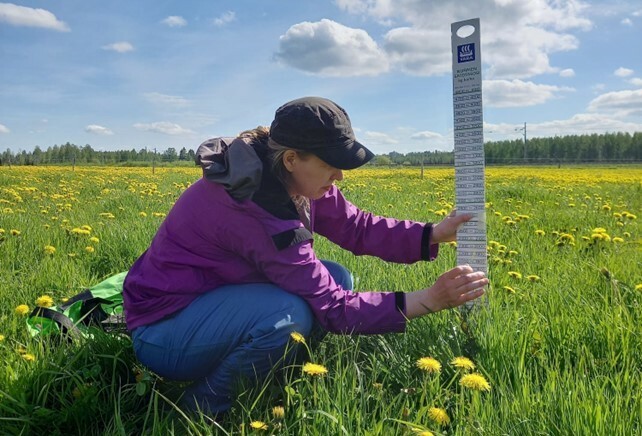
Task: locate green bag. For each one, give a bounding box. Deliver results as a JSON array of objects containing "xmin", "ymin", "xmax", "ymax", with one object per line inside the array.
[{"xmin": 27, "ymin": 271, "xmax": 128, "ymax": 340}]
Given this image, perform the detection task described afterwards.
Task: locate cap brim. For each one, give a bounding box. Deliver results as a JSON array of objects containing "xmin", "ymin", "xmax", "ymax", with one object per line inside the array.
[{"xmin": 313, "ymin": 140, "xmax": 375, "ymax": 170}]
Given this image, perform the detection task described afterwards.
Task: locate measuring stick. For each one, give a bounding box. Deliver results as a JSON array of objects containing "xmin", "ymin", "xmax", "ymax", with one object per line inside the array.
[{"xmin": 451, "ymin": 18, "xmax": 488, "ymax": 309}]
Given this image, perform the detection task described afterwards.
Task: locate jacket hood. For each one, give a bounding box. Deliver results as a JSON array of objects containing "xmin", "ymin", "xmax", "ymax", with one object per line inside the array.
[
  {"xmin": 195, "ymin": 137, "xmax": 263, "ymax": 201},
  {"xmin": 195, "ymin": 137, "xmax": 299, "ymax": 220}
]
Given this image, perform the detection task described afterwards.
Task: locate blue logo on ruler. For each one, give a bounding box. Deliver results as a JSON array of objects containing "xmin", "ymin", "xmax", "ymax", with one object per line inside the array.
[{"xmin": 458, "ymin": 43, "xmax": 475, "ymax": 63}]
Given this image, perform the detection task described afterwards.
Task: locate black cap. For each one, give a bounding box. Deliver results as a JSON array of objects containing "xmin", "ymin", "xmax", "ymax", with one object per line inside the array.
[{"xmin": 269, "ymin": 97, "xmax": 374, "ymax": 170}]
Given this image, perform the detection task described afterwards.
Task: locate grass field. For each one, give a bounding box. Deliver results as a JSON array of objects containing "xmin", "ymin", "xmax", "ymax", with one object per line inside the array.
[{"xmin": 0, "ymin": 165, "xmax": 640, "ymax": 435}]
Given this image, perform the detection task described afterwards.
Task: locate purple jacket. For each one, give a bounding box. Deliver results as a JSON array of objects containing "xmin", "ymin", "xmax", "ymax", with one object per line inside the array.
[{"xmin": 123, "ymin": 138, "xmax": 438, "ymax": 334}]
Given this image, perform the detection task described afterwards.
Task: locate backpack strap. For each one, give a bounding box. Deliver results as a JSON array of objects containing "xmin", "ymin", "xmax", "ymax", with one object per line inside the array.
[{"xmin": 28, "ymin": 307, "xmax": 84, "ymax": 340}]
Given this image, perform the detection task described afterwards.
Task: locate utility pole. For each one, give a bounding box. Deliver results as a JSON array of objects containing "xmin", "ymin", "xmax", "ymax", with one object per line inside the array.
[{"xmin": 516, "ymin": 122, "xmax": 527, "ymax": 162}]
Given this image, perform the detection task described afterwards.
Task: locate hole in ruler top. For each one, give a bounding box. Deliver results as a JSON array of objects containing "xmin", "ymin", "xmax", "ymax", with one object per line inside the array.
[{"xmin": 456, "ymin": 24, "xmax": 476, "ymax": 39}]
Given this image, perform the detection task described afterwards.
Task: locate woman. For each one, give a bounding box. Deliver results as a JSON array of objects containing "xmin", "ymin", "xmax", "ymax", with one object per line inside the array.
[{"xmin": 123, "ymin": 96, "xmax": 488, "ymax": 414}]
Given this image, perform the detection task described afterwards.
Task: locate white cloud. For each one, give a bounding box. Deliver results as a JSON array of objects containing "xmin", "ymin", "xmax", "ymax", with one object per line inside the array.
[
  {"xmin": 559, "ymin": 68, "xmax": 575, "ymax": 77},
  {"xmin": 621, "ymin": 18, "xmax": 632, "ymax": 26},
  {"xmin": 614, "ymin": 67, "xmax": 634, "ymax": 77},
  {"xmin": 411, "ymin": 131, "xmax": 443, "ymax": 140},
  {"xmin": 629, "ymin": 78, "xmax": 642, "ymax": 87},
  {"xmin": 143, "ymin": 92, "xmax": 190, "ymax": 107},
  {"xmin": 133, "ymin": 122, "xmax": 194, "ymax": 135},
  {"xmin": 0, "ymin": 3, "xmax": 69, "ymax": 31},
  {"xmin": 383, "ymin": 27, "xmax": 450, "ymax": 76},
  {"xmin": 587, "ymin": 88, "xmax": 642, "ymax": 117},
  {"xmin": 85, "ymin": 125, "xmax": 114, "ymax": 135},
  {"xmin": 102, "ymin": 41, "xmax": 134, "ymax": 53},
  {"xmin": 335, "ymin": 0, "xmax": 592, "ymax": 79},
  {"xmin": 275, "ymin": 19, "xmax": 389, "ymax": 77},
  {"xmin": 161, "ymin": 16, "xmax": 187, "ymax": 27},
  {"xmin": 363, "ymin": 131, "xmax": 398, "ymax": 145},
  {"xmin": 213, "ymin": 11, "xmax": 235, "ymax": 27},
  {"xmin": 483, "ymin": 79, "xmax": 574, "ymax": 108},
  {"xmin": 0, "ymin": 123, "xmax": 9, "ymax": 133}
]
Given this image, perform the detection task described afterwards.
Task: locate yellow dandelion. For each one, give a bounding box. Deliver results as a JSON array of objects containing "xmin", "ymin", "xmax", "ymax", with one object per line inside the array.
[
  {"xmin": 35, "ymin": 295, "xmax": 54, "ymax": 308},
  {"xmin": 139, "ymin": 211, "xmax": 147, "ymax": 217},
  {"xmin": 89, "ymin": 237, "xmax": 99, "ymax": 243},
  {"xmin": 623, "ymin": 232, "xmax": 631, "ymax": 237},
  {"xmin": 623, "ymin": 212, "xmax": 637, "ymax": 220},
  {"xmin": 272, "ymin": 405, "xmax": 285, "ymax": 420},
  {"xmin": 508, "ymin": 271, "xmax": 522, "ymax": 279},
  {"xmin": 451, "ymin": 356, "xmax": 476, "ymax": 371},
  {"xmin": 10, "ymin": 229, "xmax": 21, "ymax": 236},
  {"xmin": 85, "ymin": 246, "xmax": 95, "ymax": 253},
  {"xmin": 22, "ymin": 353, "xmax": 36, "ymax": 362},
  {"xmin": 303, "ymin": 362, "xmax": 328, "ymax": 377},
  {"xmin": 416, "ymin": 357, "xmax": 441, "ymax": 373},
  {"xmin": 612, "ymin": 237, "xmax": 624, "ymax": 243},
  {"xmin": 428, "ymin": 407, "xmax": 450, "ymax": 426},
  {"xmin": 526, "ymin": 275, "xmax": 540, "ymax": 282},
  {"xmin": 503, "ymin": 286, "xmax": 516, "ymax": 294},
  {"xmin": 460, "ymin": 373, "xmax": 491, "ymax": 391},
  {"xmin": 535, "ymin": 229, "xmax": 546, "ymax": 236},
  {"xmin": 15, "ymin": 304, "xmax": 30, "ymax": 316},
  {"xmin": 249, "ymin": 420, "xmax": 268, "ymax": 431},
  {"xmin": 290, "ymin": 331, "xmax": 306, "ymax": 344},
  {"xmin": 592, "ymin": 227, "xmax": 607, "ymax": 234},
  {"xmin": 44, "ymin": 245, "xmax": 56, "ymax": 255},
  {"xmin": 411, "ymin": 429, "xmax": 433, "ymax": 436},
  {"xmin": 634, "ymin": 284, "xmax": 642, "ymax": 291},
  {"xmin": 602, "ymin": 205, "xmax": 611, "ymax": 211},
  {"xmin": 0, "ymin": 334, "xmax": 5, "ymax": 342}
]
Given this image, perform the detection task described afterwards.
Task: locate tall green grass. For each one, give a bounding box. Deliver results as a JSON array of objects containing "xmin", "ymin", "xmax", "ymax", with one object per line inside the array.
[{"xmin": 0, "ymin": 166, "xmax": 640, "ymax": 435}]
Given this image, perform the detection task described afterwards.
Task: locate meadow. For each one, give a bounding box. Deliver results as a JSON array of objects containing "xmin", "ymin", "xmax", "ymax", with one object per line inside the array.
[{"xmin": 0, "ymin": 165, "xmax": 640, "ymax": 435}]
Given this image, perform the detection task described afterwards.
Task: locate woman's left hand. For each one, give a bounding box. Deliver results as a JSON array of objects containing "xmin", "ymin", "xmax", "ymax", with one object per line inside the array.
[{"xmin": 431, "ymin": 209, "xmax": 474, "ymax": 244}]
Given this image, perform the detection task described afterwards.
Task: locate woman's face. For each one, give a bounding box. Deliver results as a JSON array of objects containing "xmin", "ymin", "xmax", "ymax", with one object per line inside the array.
[{"xmin": 284, "ymin": 151, "xmax": 344, "ymax": 200}]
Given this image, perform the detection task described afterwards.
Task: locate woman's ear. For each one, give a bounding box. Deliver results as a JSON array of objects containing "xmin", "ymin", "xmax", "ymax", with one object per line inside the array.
[{"xmin": 283, "ymin": 150, "xmax": 298, "ymax": 172}]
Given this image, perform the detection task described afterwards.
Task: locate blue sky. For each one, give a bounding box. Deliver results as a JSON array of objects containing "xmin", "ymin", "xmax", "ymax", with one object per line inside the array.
[{"xmin": 1, "ymin": 0, "xmax": 641, "ymax": 155}]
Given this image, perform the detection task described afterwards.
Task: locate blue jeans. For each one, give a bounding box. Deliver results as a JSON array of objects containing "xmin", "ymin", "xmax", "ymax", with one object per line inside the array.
[{"xmin": 132, "ymin": 260, "xmax": 353, "ymax": 414}]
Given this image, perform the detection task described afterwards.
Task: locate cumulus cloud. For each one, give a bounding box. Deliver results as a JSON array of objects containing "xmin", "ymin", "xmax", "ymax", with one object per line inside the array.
[
  {"xmin": 143, "ymin": 92, "xmax": 190, "ymax": 107},
  {"xmin": 275, "ymin": 19, "xmax": 389, "ymax": 76},
  {"xmin": 483, "ymin": 79, "xmax": 574, "ymax": 108},
  {"xmin": 559, "ymin": 68, "xmax": 575, "ymax": 77},
  {"xmin": 133, "ymin": 121, "xmax": 193, "ymax": 135},
  {"xmin": 85, "ymin": 125, "xmax": 114, "ymax": 135},
  {"xmin": 334, "ymin": 0, "xmax": 592, "ymax": 79},
  {"xmin": 363, "ymin": 131, "xmax": 398, "ymax": 145},
  {"xmin": 411, "ymin": 131, "xmax": 443, "ymax": 140},
  {"xmin": 629, "ymin": 78, "xmax": 642, "ymax": 87},
  {"xmin": 614, "ymin": 67, "xmax": 634, "ymax": 77},
  {"xmin": 213, "ymin": 11, "xmax": 235, "ymax": 27},
  {"xmin": 102, "ymin": 41, "xmax": 134, "ymax": 53},
  {"xmin": 0, "ymin": 3, "xmax": 69, "ymax": 31},
  {"xmin": 587, "ymin": 89, "xmax": 642, "ymax": 117},
  {"xmin": 161, "ymin": 16, "xmax": 187, "ymax": 27},
  {"xmin": 383, "ymin": 27, "xmax": 450, "ymax": 76},
  {"xmin": 0, "ymin": 123, "xmax": 9, "ymax": 133}
]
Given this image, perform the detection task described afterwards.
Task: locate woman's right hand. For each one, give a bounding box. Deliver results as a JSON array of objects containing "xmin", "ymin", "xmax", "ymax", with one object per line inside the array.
[{"xmin": 405, "ymin": 265, "xmax": 488, "ymax": 319}]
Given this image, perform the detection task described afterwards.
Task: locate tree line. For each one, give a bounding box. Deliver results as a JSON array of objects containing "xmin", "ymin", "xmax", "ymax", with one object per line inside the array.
[{"xmin": 1, "ymin": 132, "xmax": 641, "ymax": 166}]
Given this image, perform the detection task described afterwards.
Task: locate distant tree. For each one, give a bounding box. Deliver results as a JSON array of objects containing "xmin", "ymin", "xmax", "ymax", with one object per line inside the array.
[
  {"xmin": 179, "ymin": 147, "xmax": 188, "ymax": 161},
  {"xmin": 162, "ymin": 147, "xmax": 178, "ymax": 162}
]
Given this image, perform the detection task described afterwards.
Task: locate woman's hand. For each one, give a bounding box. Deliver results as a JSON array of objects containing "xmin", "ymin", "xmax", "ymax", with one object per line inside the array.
[
  {"xmin": 405, "ymin": 265, "xmax": 488, "ymax": 318},
  {"xmin": 431, "ymin": 209, "xmax": 474, "ymax": 244}
]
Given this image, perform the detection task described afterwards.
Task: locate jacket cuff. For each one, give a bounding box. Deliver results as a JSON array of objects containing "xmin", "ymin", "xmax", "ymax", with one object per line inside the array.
[{"xmin": 420, "ymin": 224, "xmax": 439, "ymax": 261}]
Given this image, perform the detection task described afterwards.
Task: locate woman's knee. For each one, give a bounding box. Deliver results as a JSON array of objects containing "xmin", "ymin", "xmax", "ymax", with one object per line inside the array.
[{"xmin": 321, "ymin": 260, "xmax": 354, "ymax": 290}]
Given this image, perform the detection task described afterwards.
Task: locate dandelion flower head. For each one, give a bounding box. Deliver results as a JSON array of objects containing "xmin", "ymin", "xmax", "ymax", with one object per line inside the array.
[
  {"xmin": 451, "ymin": 356, "xmax": 476, "ymax": 371},
  {"xmin": 249, "ymin": 420, "xmax": 268, "ymax": 431},
  {"xmin": 303, "ymin": 362, "xmax": 328, "ymax": 377},
  {"xmin": 428, "ymin": 407, "xmax": 450, "ymax": 426},
  {"xmin": 460, "ymin": 373, "xmax": 491, "ymax": 391},
  {"xmin": 416, "ymin": 357, "xmax": 441, "ymax": 373},
  {"xmin": 290, "ymin": 331, "xmax": 306, "ymax": 344},
  {"xmin": 35, "ymin": 295, "xmax": 54, "ymax": 308},
  {"xmin": 15, "ymin": 304, "xmax": 30, "ymax": 316}
]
